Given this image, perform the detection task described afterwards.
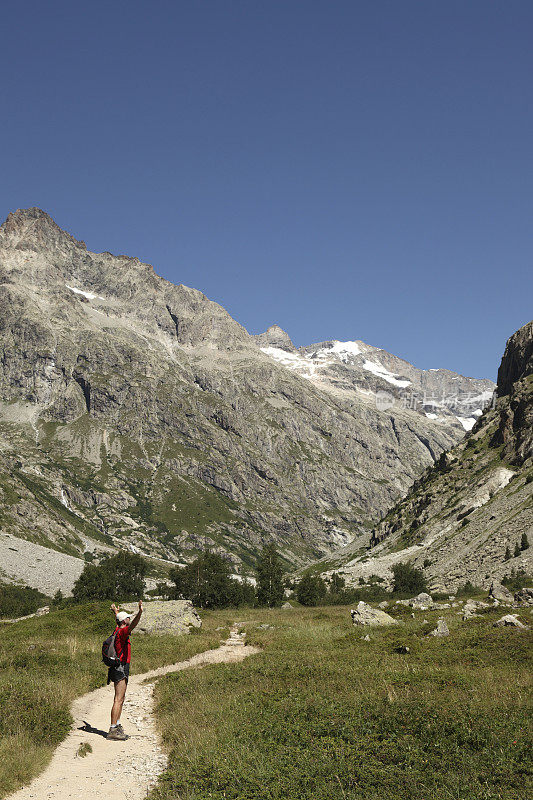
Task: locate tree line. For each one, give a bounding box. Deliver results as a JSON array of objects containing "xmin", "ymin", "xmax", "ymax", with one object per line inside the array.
[
  {"xmin": 72, "ymin": 544, "xmax": 286, "ymax": 608},
  {"xmin": 71, "ymin": 545, "xmax": 436, "ymax": 608}
]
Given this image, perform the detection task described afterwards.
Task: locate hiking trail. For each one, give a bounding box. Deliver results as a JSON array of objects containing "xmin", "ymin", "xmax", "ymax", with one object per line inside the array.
[{"xmin": 9, "ymin": 624, "xmax": 260, "ymax": 800}]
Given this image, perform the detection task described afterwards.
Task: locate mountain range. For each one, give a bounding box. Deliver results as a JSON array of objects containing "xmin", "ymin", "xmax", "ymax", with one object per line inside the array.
[{"xmin": 0, "ymin": 208, "xmax": 498, "ymax": 592}]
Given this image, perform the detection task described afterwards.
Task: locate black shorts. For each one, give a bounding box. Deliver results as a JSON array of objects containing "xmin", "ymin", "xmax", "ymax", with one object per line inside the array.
[{"xmin": 107, "ymin": 662, "xmax": 130, "ymax": 685}]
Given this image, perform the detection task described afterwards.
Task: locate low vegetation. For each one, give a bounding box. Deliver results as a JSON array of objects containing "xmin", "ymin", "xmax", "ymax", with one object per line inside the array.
[
  {"xmin": 0, "ymin": 581, "xmax": 49, "ymax": 619},
  {"xmin": 152, "ymin": 605, "xmax": 532, "ymax": 800}
]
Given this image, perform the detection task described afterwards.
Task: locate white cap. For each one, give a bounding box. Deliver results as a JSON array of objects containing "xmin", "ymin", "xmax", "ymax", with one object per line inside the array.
[{"xmin": 116, "ymin": 611, "xmax": 133, "ymax": 623}]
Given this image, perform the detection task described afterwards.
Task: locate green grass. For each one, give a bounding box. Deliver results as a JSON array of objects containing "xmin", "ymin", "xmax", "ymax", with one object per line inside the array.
[
  {"xmin": 152, "ymin": 606, "xmax": 532, "ymax": 800},
  {"xmin": 0, "ymin": 602, "xmax": 221, "ymax": 798}
]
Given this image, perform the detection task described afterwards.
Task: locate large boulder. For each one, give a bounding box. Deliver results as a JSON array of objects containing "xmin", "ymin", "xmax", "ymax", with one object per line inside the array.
[
  {"xmin": 123, "ymin": 600, "xmax": 201, "ymax": 635},
  {"xmin": 408, "ymin": 592, "xmax": 434, "ymax": 609},
  {"xmin": 428, "ymin": 619, "xmax": 450, "ymax": 637},
  {"xmin": 493, "ymin": 614, "xmax": 528, "ymax": 629},
  {"xmin": 350, "ymin": 601, "xmax": 398, "ymax": 626},
  {"xmin": 488, "ymin": 581, "xmax": 514, "ymax": 603}
]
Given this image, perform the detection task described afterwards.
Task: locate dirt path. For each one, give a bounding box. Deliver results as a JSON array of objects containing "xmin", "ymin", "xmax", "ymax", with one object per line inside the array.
[{"xmin": 9, "ymin": 625, "xmax": 260, "ymax": 800}]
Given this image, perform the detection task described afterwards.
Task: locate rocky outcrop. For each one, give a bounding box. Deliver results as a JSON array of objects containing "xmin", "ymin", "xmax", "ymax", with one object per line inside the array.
[
  {"xmin": 428, "ymin": 619, "xmax": 449, "ymax": 637},
  {"xmin": 253, "ymin": 325, "xmax": 297, "ymax": 352},
  {"xmin": 496, "ymin": 321, "xmax": 533, "ymax": 397},
  {"xmin": 122, "ymin": 600, "xmax": 201, "ymax": 635},
  {"xmin": 488, "ymin": 581, "xmax": 514, "ymax": 603},
  {"xmin": 493, "ymin": 614, "xmax": 528, "ymax": 629},
  {"xmin": 350, "ymin": 601, "xmax": 398, "ymax": 626},
  {"xmin": 408, "ymin": 592, "xmax": 434, "ymax": 609},
  {"xmin": 514, "ymin": 587, "xmax": 533, "ymax": 605}
]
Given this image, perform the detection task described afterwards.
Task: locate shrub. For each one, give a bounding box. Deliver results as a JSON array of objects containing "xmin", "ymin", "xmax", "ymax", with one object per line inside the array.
[
  {"xmin": 391, "ymin": 562, "xmax": 427, "ymax": 595},
  {"xmin": 501, "ymin": 569, "xmax": 532, "ymax": 593},
  {"xmin": 0, "ymin": 582, "xmax": 49, "ymax": 619},
  {"xmin": 296, "ymin": 573, "xmax": 327, "ymax": 606},
  {"xmin": 520, "ymin": 533, "xmax": 529, "ymax": 551},
  {"xmin": 328, "ymin": 573, "xmax": 346, "ymax": 594},
  {"xmin": 456, "ymin": 580, "xmax": 484, "ymax": 597},
  {"xmin": 72, "ymin": 551, "xmax": 147, "ymax": 602},
  {"xmin": 504, "ymin": 545, "xmax": 512, "ymax": 561},
  {"xmin": 514, "ymin": 542, "xmax": 521, "ymax": 558}
]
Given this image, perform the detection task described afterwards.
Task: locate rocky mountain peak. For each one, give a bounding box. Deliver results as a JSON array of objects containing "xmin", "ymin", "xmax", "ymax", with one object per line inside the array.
[
  {"xmin": 0, "ymin": 207, "xmax": 86, "ymax": 253},
  {"xmin": 496, "ymin": 321, "xmax": 533, "ymax": 397},
  {"xmin": 253, "ymin": 324, "xmax": 297, "ymax": 352}
]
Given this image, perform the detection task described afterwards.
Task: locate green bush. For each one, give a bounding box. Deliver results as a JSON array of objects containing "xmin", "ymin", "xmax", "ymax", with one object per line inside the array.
[
  {"xmin": 501, "ymin": 569, "xmax": 532, "ymax": 593},
  {"xmin": 391, "ymin": 562, "xmax": 427, "ymax": 595},
  {"xmin": 72, "ymin": 551, "xmax": 147, "ymax": 602},
  {"xmin": 456, "ymin": 580, "xmax": 484, "ymax": 597},
  {"xmin": 0, "ymin": 582, "xmax": 49, "ymax": 619},
  {"xmin": 296, "ymin": 573, "xmax": 327, "ymax": 606}
]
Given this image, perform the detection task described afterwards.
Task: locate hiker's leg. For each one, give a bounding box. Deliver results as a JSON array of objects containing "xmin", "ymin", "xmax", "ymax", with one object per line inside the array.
[{"xmin": 111, "ymin": 678, "xmax": 127, "ymax": 725}]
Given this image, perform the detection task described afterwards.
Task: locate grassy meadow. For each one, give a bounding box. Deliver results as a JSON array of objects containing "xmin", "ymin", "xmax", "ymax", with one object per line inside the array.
[
  {"xmin": 0, "ymin": 601, "xmax": 531, "ymax": 799},
  {"xmin": 151, "ymin": 604, "xmax": 532, "ymax": 800}
]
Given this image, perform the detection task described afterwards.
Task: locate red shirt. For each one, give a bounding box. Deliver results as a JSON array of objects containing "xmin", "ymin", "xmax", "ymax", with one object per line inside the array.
[{"xmin": 114, "ymin": 624, "xmax": 131, "ymax": 664}]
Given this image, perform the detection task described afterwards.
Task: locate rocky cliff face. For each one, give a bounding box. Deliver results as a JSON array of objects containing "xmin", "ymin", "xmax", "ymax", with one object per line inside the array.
[
  {"xmin": 319, "ymin": 322, "xmax": 533, "ymax": 590},
  {"xmin": 0, "ymin": 208, "xmax": 494, "ymax": 585}
]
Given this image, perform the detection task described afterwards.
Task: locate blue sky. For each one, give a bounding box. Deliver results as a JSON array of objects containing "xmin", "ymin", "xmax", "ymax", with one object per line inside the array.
[{"xmin": 1, "ymin": 1, "xmax": 531, "ymax": 380}]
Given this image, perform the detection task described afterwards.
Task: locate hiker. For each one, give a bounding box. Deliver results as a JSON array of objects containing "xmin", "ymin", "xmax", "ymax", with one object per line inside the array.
[{"xmin": 107, "ymin": 600, "xmax": 143, "ymax": 740}]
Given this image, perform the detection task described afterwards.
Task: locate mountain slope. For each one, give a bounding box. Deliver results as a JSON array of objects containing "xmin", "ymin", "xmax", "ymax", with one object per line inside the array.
[
  {"xmin": 318, "ymin": 321, "xmax": 533, "ymax": 590},
  {"xmin": 0, "ymin": 208, "xmax": 493, "ymax": 586}
]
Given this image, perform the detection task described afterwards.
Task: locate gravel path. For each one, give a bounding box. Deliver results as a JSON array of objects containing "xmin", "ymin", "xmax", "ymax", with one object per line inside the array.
[{"xmin": 8, "ymin": 625, "xmax": 260, "ymax": 800}]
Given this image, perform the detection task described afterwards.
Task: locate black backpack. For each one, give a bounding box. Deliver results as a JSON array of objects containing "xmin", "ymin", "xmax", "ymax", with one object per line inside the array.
[{"xmin": 102, "ymin": 628, "xmax": 120, "ymax": 667}]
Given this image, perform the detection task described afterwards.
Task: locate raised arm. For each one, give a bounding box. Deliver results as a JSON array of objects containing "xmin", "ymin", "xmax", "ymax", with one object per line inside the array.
[
  {"xmin": 111, "ymin": 602, "xmax": 119, "ymax": 619},
  {"xmin": 128, "ymin": 600, "xmax": 143, "ymax": 632}
]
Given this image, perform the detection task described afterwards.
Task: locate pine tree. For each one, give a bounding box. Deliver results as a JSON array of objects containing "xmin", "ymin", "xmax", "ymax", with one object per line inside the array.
[
  {"xmin": 520, "ymin": 533, "xmax": 530, "ymax": 551},
  {"xmin": 255, "ymin": 544, "xmax": 284, "ymax": 607},
  {"xmin": 514, "ymin": 542, "xmax": 521, "ymax": 558},
  {"xmin": 504, "ymin": 546, "xmax": 511, "ymax": 561}
]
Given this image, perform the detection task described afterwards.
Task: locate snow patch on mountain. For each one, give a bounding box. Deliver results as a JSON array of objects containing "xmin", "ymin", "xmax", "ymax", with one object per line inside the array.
[
  {"xmin": 362, "ymin": 360, "xmax": 411, "ymax": 388},
  {"xmin": 456, "ymin": 416, "xmax": 477, "ymax": 431},
  {"xmin": 260, "ymin": 347, "xmax": 321, "ymax": 378},
  {"xmin": 66, "ymin": 285, "xmax": 104, "ymax": 301}
]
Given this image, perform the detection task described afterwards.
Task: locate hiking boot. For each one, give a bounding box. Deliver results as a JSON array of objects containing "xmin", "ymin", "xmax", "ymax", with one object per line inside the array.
[{"xmin": 107, "ymin": 726, "xmax": 128, "ymax": 741}]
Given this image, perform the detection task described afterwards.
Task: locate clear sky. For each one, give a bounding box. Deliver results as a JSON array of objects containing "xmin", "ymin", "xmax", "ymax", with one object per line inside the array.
[{"xmin": 1, "ymin": 1, "xmax": 531, "ymax": 380}]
